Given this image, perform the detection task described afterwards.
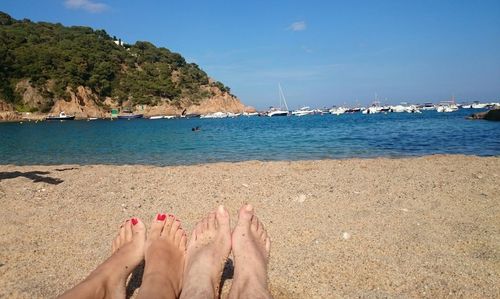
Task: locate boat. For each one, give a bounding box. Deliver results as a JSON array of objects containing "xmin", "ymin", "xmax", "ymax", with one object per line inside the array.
[
  {"xmin": 436, "ymin": 104, "xmax": 458, "ymax": 113},
  {"xmin": 87, "ymin": 117, "xmax": 98, "ymax": 121},
  {"xmin": 471, "ymin": 101, "xmax": 487, "ymax": 109},
  {"xmin": 329, "ymin": 106, "xmax": 347, "ymax": 115},
  {"xmin": 292, "ymin": 106, "xmax": 315, "ymax": 116},
  {"xmin": 118, "ymin": 113, "xmax": 143, "ymax": 119},
  {"xmin": 267, "ymin": 84, "xmax": 290, "ymax": 117},
  {"xmin": 46, "ymin": 112, "xmax": 75, "ymax": 121},
  {"xmin": 149, "ymin": 116, "xmax": 164, "ymax": 120},
  {"xmin": 421, "ymin": 102, "xmax": 436, "ymax": 110}
]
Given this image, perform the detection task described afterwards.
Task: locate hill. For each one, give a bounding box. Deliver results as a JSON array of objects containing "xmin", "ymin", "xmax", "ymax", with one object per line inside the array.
[{"xmin": 0, "ymin": 12, "xmax": 251, "ymax": 118}]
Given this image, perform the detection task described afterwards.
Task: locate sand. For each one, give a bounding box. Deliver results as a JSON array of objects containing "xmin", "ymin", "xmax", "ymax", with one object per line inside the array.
[{"xmin": 0, "ymin": 155, "xmax": 499, "ymax": 298}]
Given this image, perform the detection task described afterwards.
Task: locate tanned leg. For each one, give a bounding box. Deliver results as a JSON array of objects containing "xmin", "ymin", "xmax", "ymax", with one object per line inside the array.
[
  {"xmin": 228, "ymin": 204, "xmax": 272, "ymax": 299},
  {"xmin": 136, "ymin": 213, "xmax": 187, "ymax": 299},
  {"xmin": 57, "ymin": 218, "xmax": 146, "ymax": 299}
]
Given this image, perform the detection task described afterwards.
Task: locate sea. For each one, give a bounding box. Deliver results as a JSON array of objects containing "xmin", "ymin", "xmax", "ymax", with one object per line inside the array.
[{"xmin": 0, "ymin": 109, "xmax": 499, "ymax": 165}]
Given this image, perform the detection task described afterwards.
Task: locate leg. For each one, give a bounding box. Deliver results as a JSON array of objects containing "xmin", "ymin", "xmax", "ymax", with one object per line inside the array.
[
  {"xmin": 180, "ymin": 205, "xmax": 232, "ymax": 299},
  {"xmin": 228, "ymin": 204, "xmax": 272, "ymax": 299},
  {"xmin": 57, "ymin": 218, "xmax": 146, "ymax": 299},
  {"xmin": 136, "ymin": 213, "xmax": 186, "ymax": 299}
]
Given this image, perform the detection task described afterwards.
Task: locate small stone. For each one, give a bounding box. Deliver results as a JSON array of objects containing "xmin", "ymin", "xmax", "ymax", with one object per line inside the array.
[
  {"xmin": 41, "ymin": 188, "xmax": 46, "ymax": 192},
  {"xmin": 242, "ymin": 183, "xmax": 249, "ymax": 188},
  {"xmin": 342, "ymin": 232, "xmax": 351, "ymax": 240},
  {"xmin": 297, "ymin": 194, "xmax": 306, "ymax": 203}
]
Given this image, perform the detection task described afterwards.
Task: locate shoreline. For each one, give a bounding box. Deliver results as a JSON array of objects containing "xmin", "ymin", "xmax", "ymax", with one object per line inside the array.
[{"xmin": 1, "ymin": 155, "xmax": 499, "ymax": 298}]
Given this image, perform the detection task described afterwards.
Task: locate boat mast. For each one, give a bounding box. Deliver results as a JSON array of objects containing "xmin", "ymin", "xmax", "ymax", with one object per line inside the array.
[{"xmin": 278, "ymin": 83, "xmax": 289, "ymax": 111}]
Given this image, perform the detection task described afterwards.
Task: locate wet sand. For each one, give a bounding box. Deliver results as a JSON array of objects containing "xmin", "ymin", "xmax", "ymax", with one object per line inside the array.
[{"xmin": 0, "ymin": 155, "xmax": 499, "ymax": 298}]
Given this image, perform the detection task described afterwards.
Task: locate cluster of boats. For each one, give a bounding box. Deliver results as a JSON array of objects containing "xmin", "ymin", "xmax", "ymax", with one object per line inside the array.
[{"xmin": 42, "ymin": 101, "xmax": 498, "ymax": 121}]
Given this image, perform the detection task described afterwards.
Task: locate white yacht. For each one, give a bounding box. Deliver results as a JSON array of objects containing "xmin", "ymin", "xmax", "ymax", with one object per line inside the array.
[
  {"xmin": 292, "ymin": 106, "xmax": 315, "ymax": 116},
  {"xmin": 329, "ymin": 106, "xmax": 347, "ymax": 115},
  {"xmin": 267, "ymin": 84, "xmax": 290, "ymax": 117}
]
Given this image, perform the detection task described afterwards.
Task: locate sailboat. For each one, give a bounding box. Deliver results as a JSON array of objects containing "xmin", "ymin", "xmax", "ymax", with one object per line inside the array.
[{"xmin": 267, "ymin": 84, "xmax": 290, "ymax": 117}]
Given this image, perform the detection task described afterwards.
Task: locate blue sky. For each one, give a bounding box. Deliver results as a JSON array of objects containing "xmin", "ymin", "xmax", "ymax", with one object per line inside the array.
[{"xmin": 1, "ymin": 0, "xmax": 500, "ymax": 109}]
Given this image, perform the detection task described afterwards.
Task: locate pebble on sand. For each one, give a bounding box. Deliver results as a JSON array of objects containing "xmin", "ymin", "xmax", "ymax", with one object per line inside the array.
[{"xmin": 342, "ymin": 232, "xmax": 351, "ymax": 240}]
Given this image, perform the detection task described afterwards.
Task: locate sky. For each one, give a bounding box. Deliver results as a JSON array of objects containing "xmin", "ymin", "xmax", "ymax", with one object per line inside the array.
[{"xmin": 1, "ymin": 0, "xmax": 500, "ymax": 109}]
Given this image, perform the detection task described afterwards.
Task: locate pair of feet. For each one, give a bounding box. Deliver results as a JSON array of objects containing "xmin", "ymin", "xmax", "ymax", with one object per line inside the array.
[{"xmin": 58, "ymin": 204, "xmax": 271, "ymax": 299}]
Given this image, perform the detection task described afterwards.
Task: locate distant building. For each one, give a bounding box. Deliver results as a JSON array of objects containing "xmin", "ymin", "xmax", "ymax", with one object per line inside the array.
[{"xmin": 113, "ymin": 39, "xmax": 124, "ymax": 47}]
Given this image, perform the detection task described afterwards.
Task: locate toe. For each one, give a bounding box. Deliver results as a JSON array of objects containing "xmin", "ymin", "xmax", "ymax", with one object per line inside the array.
[
  {"xmin": 124, "ymin": 220, "xmax": 133, "ymax": 241},
  {"xmin": 168, "ymin": 219, "xmax": 181, "ymax": 239},
  {"xmin": 149, "ymin": 214, "xmax": 165, "ymax": 239},
  {"xmin": 208, "ymin": 212, "xmax": 216, "ymax": 230},
  {"xmin": 131, "ymin": 218, "xmax": 146, "ymax": 241},
  {"xmin": 237, "ymin": 204, "xmax": 254, "ymax": 227},
  {"xmin": 265, "ymin": 237, "xmax": 271, "ymax": 254},
  {"xmin": 119, "ymin": 221, "xmax": 127, "ymax": 243},
  {"xmin": 216, "ymin": 205, "xmax": 230, "ymax": 229},
  {"xmin": 174, "ymin": 228, "xmax": 183, "ymax": 245},
  {"xmin": 251, "ymin": 215, "xmax": 259, "ymax": 232},
  {"xmin": 195, "ymin": 220, "xmax": 204, "ymax": 236},
  {"xmin": 180, "ymin": 233, "xmax": 187, "ymax": 251}
]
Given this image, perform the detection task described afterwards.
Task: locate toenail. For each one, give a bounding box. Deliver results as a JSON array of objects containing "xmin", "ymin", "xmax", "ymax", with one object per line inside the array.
[
  {"xmin": 157, "ymin": 214, "xmax": 166, "ymax": 221},
  {"xmin": 131, "ymin": 218, "xmax": 138, "ymax": 225}
]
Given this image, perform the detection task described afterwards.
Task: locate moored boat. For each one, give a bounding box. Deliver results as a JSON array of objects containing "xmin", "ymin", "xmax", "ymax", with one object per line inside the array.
[
  {"xmin": 46, "ymin": 112, "xmax": 75, "ymax": 121},
  {"xmin": 118, "ymin": 113, "xmax": 143, "ymax": 119}
]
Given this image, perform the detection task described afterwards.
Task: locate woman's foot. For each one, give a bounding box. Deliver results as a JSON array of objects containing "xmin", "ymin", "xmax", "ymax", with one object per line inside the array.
[
  {"xmin": 228, "ymin": 204, "xmax": 272, "ymax": 299},
  {"xmin": 57, "ymin": 218, "xmax": 146, "ymax": 299},
  {"xmin": 180, "ymin": 205, "xmax": 232, "ymax": 299},
  {"xmin": 137, "ymin": 213, "xmax": 187, "ymax": 299}
]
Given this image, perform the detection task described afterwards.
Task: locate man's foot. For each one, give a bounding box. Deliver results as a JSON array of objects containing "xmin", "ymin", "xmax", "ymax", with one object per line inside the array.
[
  {"xmin": 228, "ymin": 204, "xmax": 272, "ymax": 299},
  {"xmin": 137, "ymin": 213, "xmax": 187, "ymax": 299},
  {"xmin": 180, "ymin": 205, "xmax": 232, "ymax": 299},
  {"xmin": 57, "ymin": 218, "xmax": 146, "ymax": 299}
]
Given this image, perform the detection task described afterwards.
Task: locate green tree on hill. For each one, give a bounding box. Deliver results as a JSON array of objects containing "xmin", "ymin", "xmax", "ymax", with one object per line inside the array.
[{"xmin": 0, "ymin": 12, "xmax": 232, "ymax": 110}]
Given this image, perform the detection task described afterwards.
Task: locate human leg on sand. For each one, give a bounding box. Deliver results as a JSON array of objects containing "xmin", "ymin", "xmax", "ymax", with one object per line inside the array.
[
  {"xmin": 136, "ymin": 213, "xmax": 187, "ymax": 299},
  {"xmin": 57, "ymin": 218, "xmax": 146, "ymax": 299},
  {"xmin": 228, "ymin": 204, "xmax": 272, "ymax": 299},
  {"xmin": 180, "ymin": 205, "xmax": 232, "ymax": 299}
]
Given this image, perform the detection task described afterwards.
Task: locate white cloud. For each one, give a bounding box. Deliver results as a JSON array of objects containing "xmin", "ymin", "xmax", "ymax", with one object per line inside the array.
[
  {"xmin": 64, "ymin": 0, "xmax": 108, "ymax": 13},
  {"xmin": 288, "ymin": 21, "xmax": 307, "ymax": 32}
]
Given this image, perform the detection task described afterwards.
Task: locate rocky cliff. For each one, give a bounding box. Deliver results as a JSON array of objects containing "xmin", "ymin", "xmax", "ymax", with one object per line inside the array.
[{"xmin": 2, "ymin": 80, "xmax": 254, "ymax": 120}]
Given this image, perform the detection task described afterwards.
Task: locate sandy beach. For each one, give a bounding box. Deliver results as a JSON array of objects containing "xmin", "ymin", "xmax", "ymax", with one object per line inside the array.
[{"xmin": 0, "ymin": 155, "xmax": 499, "ymax": 298}]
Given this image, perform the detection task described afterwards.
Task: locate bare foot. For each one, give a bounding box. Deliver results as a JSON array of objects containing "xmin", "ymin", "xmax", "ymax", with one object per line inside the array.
[
  {"xmin": 228, "ymin": 204, "xmax": 272, "ymax": 299},
  {"xmin": 137, "ymin": 213, "xmax": 187, "ymax": 299},
  {"xmin": 57, "ymin": 218, "xmax": 146, "ymax": 299},
  {"xmin": 180, "ymin": 205, "xmax": 232, "ymax": 299}
]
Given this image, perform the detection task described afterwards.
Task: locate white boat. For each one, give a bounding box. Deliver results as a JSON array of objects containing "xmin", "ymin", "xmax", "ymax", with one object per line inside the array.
[
  {"xmin": 471, "ymin": 102, "xmax": 487, "ymax": 109},
  {"xmin": 329, "ymin": 106, "xmax": 347, "ymax": 115},
  {"xmin": 292, "ymin": 106, "xmax": 314, "ymax": 116},
  {"xmin": 436, "ymin": 104, "xmax": 458, "ymax": 113},
  {"xmin": 268, "ymin": 84, "xmax": 290, "ymax": 117},
  {"xmin": 149, "ymin": 116, "xmax": 164, "ymax": 120},
  {"xmin": 201, "ymin": 112, "xmax": 228, "ymax": 119},
  {"xmin": 87, "ymin": 117, "xmax": 98, "ymax": 121},
  {"xmin": 243, "ymin": 112, "xmax": 259, "ymax": 116},
  {"xmin": 164, "ymin": 115, "xmax": 176, "ymax": 119},
  {"xmin": 46, "ymin": 112, "xmax": 75, "ymax": 121},
  {"xmin": 390, "ymin": 105, "xmax": 407, "ymax": 113}
]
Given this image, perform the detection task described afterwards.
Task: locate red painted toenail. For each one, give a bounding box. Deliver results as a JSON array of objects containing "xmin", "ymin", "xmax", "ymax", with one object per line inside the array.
[
  {"xmin": 131, "ymin": 218, "xmax": 138, "ymax": 225},
  {"xmin": 157, "ymin": 214, "xmax": 166, "ymax": 221}
]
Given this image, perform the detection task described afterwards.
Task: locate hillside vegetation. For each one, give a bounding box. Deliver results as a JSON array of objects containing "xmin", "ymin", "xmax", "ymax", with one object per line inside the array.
[{"xmin": 0, "ymin": 12, "xmax": 232, "ymax": 112}]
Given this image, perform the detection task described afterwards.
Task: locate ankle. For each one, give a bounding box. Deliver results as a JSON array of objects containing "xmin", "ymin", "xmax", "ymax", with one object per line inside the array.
[
  {"xmin": 229, "ymin": 274, "xmax": 270, "ymax": 299},
  {"xmin": 181, "ymin": 276, "xmax": 217, "ymax": 299}
]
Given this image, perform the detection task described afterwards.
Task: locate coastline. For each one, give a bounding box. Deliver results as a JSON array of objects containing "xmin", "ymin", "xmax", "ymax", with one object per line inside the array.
[{"xmin": 0, "ymin": 155, "xmax": 499, "ymax": 298}]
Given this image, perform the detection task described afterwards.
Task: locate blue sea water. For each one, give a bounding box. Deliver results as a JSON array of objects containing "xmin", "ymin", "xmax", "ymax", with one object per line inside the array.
[{"xmin": 0, "ymin": 109, "xmax": 499, "ymax": 165}]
